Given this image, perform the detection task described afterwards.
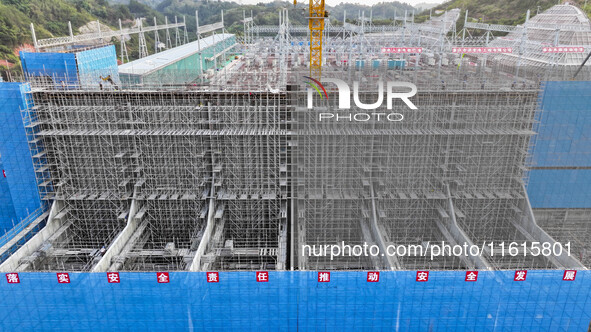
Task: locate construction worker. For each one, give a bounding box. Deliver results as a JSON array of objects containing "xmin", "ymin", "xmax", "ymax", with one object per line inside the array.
[{"xmin": 100, "ymin": 75, "xmax": 119, "ymax": 90}]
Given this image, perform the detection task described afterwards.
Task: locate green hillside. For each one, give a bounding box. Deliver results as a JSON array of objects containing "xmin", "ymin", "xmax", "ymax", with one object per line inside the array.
[
  {"xmin": 0, "ymin": 0, "xmax": 134, "ymax": 64},
  {"xmin": 0, "ymin": 0, "xmax": 168, "ymax": 76}
]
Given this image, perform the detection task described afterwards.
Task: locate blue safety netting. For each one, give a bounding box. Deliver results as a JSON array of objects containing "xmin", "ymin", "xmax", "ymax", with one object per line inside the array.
[
  {"xmin": 20, "ymin": 52, "xmax": 78, "ymax": 88},
  {"xmin": 0, "ymin": 270, "xmax": 589, "ymax": 331},
  {"xmin": 20, "ymin": 46, "xmax": 120, "ymax": 90},
  {"xmin": 0, "ymin": 158, "xmax": 17, "ymax": 229},
  {"xmin": 533, "ymin": 81, "xmax": 591, "ymax": 168},
  {"xmin": 76, "ymin": 45, "xmax": 120, "ymax": 89},
  {"xmin": 528, "ymin": 169, "xmax": 591, "ymax": 208},
  {"xmin": 527, "ymin": 81, "xmax": 591, "ymax": 208},
  {"xmin": 0, "ymin": 83, "xmax": 40, "ymax": 232}
]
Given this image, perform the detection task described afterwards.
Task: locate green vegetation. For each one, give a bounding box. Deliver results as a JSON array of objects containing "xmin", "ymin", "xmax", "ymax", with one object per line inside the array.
[
  {"xmin": 0, "ymin": 0, "xmax": 138, "ymax": 73},
  {"xmin": 0, "ymin": 0, "xmax": 160, "ymax": 77},
  {"xmin": 0, "ymin": 0, "xmax": 134, "ymax": 46}
]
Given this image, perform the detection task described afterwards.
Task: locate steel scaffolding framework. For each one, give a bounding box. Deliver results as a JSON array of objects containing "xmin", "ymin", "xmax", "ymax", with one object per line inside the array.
[{"xmin": 2, "ymin": 3, "xmax": 590, "ymax": 273}]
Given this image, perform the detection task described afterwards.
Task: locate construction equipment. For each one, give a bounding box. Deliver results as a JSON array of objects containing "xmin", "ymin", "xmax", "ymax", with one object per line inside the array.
[{"xmin": 308, "ymin": 0, "xmax": 326, "ymax": 79}]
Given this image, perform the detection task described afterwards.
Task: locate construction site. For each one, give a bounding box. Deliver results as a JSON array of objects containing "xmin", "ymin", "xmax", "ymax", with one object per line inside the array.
[{"xmin": 0, "ymin": 3, "xmax": 590, "ymax": 275}]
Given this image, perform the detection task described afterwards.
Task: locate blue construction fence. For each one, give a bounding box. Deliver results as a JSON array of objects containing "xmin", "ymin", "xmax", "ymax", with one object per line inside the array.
[
  {"xmin": 0, "ymin": 83, "xmax": 40, "ymax": 232},
  {"xmin": 0, "ymin": 270, "xmax": 589, "ymax": 331}
]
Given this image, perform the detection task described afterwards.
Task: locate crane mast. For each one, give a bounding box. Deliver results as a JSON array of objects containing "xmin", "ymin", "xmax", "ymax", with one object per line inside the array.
[{"xmin": 309, "ymin": 0, "xmax": 325, "ymax": 79}]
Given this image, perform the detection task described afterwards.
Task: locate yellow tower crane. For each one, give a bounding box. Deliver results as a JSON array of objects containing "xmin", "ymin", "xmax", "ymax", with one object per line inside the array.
[
  {"xmin": 293, "ymin": 0, "xmax": 326, "ymax": 79},
  {"xmin": 309, "ymin": 0, "xmax": 326, "ymax": 79},
  {"xmin": 295, "ymin": 0, "xmax": 326, "ymax": 79}
]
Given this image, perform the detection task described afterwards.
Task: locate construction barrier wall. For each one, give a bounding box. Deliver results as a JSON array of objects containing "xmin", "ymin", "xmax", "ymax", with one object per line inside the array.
[
  {"xmin": 527, "ymin": 81, "xmax": 591, "ymax": 208},
  {"xmin": 0, "ymin": 83, "xmax": 40, "ymax": 232},
  {"xmin": 0, "ymin": 271, "xmax": 589, "ymax": 331}
]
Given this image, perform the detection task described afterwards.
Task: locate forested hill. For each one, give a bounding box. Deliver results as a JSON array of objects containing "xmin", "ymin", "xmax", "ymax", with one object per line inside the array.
[{"xmin": 0, "ymin": 0, "xmax": 142, "ymax": 66}]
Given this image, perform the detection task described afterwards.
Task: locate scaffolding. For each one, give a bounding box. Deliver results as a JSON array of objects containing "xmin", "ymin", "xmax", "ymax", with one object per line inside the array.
[{"xmin": 2, "ymin": 3, "xmax": 590, "ymax": 272}]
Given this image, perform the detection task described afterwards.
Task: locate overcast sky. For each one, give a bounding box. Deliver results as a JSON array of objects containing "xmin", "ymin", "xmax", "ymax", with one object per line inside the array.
[{"xmin": 231, "ymin": 0, "xmax": 447, "ymax": 7}]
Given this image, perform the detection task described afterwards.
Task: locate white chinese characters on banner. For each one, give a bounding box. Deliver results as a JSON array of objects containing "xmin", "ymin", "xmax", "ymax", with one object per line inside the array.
[
  {"xmin": 256, "ymin": 271, "xmax": 269, "ymax": 282},
  {"xmin": 57, "ymin": 273, "xmax": 70, "ymax": 284},
  {"xmin": 514, "ymin": 270, "xmax": 527, "ymax": 281},
  {"xmin": 318, "ymin": 272, "xmax": 330, "ymax": 282},
  {"xmin": 381, "ymin": 47, "xmax": 423, "ymax": 54},
  {"xmin": 367, "ymin": 272, "xmax": 380, "ymax": 282},
  {"xmin": 157, "ymin": 272, "xmax": 169, "ymax": 283},
  {"xmin": 465, "ymin": 271, "xmax": 478, "ymax": 282},
  {"xmin": 416, "ymin": 271, "xmax": 429, "ymax": 282},
  {"xmin": 542, "ymin": 47, "xmax": 584, "ymax": 53},
  {"xmin": 207, "ymin": 272, "xmax": 219, "ymax": 283},
  {"xmin": 6, "ymin": 273, "xmax": 19, "ymax": 284},
  {"xmin": 563, "ymin": 270, "xmax": 577, "ymax": 281},
  {"xmin": 451, "ymin": 47, "xmax": 513, "ymax": 54},
  {"xmin": 107, "ymin": 272, "xmax": 120, "ymax": 284}
]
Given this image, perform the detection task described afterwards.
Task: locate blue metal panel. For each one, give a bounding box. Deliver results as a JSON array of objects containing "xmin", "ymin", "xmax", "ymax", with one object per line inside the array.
[
  {"xmin": 528, "ymin": 169, "xmax": 591, "ymax": 208},
  {"xmin": 20, "ymin": 51, "xmax": 78, "ymax": 88},
  {"xmin": 0, "ymin": 271, "xmax": 589, "ymax": 331},
  {"xmin": 533, "ymin": 81, "xmax": 591, "ymax": 167},
  {"xmin": 0, "ymin": 83, "xmax": 41, "ymax": 232}
]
